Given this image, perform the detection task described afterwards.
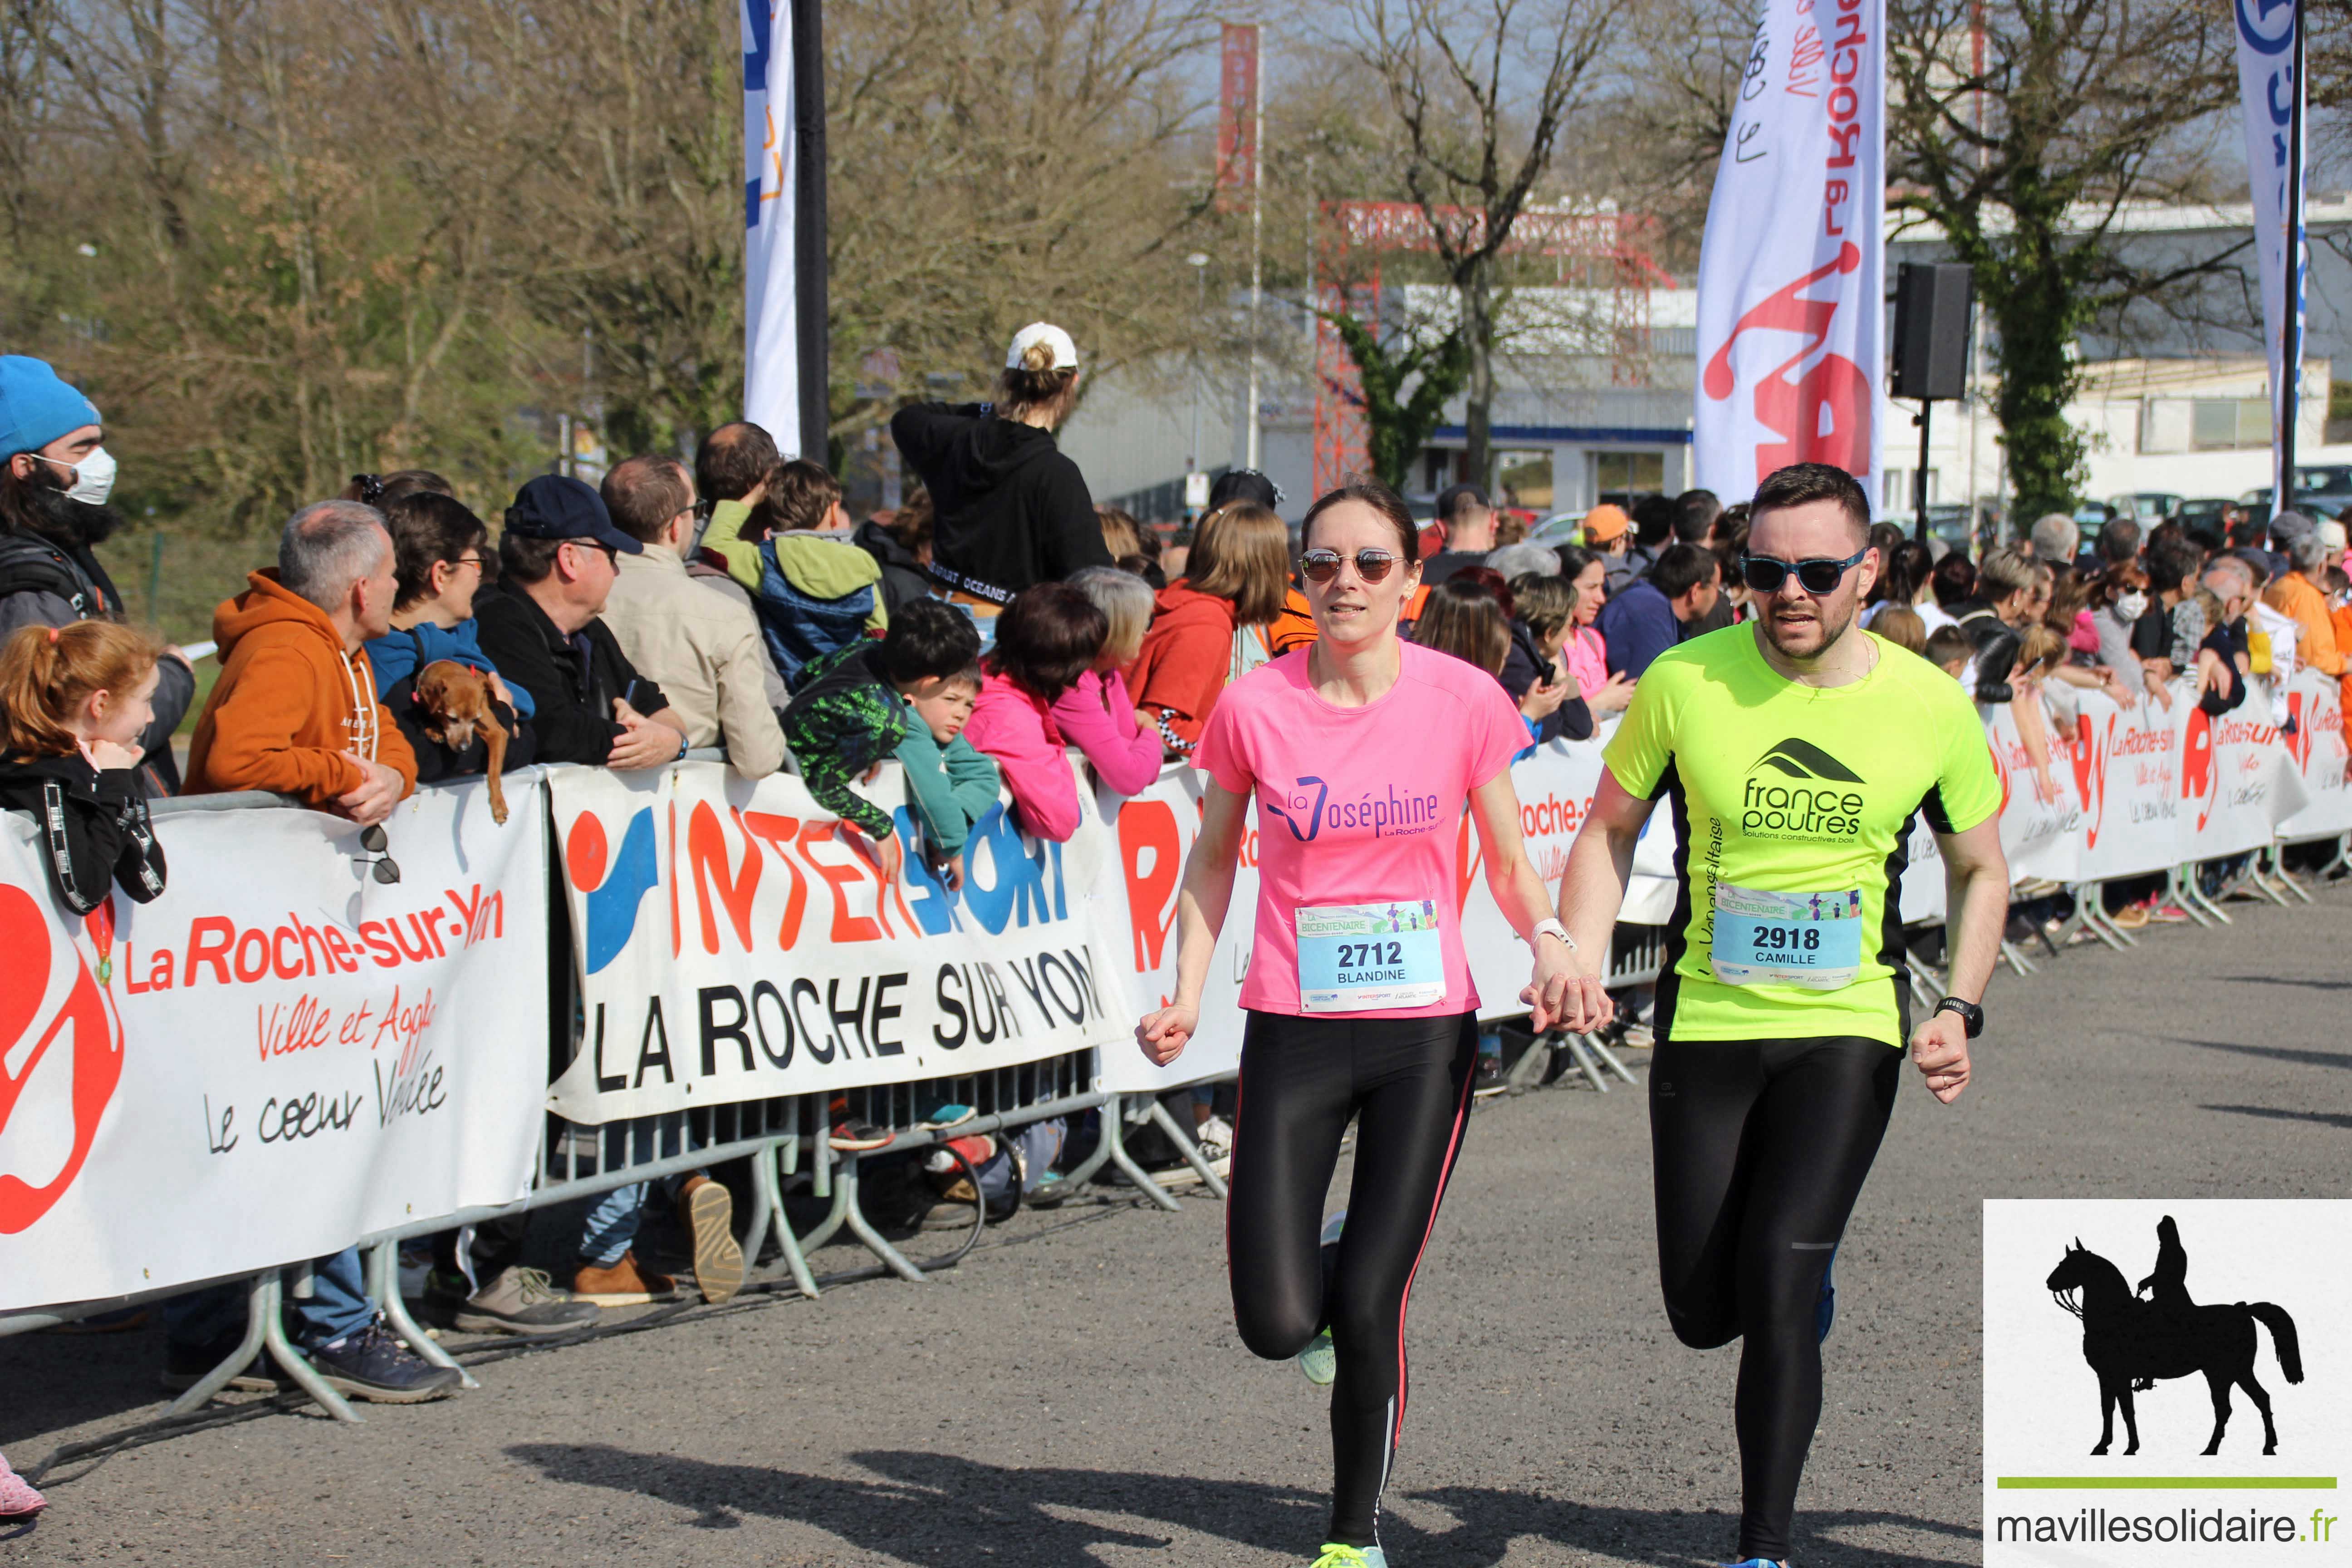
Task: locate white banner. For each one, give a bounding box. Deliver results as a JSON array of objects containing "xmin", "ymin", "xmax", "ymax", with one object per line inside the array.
[
  {"xmin": 2182, "ymin": 693, "xmax": 2310, "ymax": 859},
  {"xmin": 1103, "ymin": 769, "xmax": 1254, "ymax": 1095},
  {"xmin": 2278, "ymin": 670, "xmax": 2352, "ymax": 838},
  {"xmin": 1984, "ymin": 698, "xmax": 2085, "ymax": 885},
  {"xmin": 2234, "ymin": 0, "xmax": 2305, "ymax": 503},
  {"xmin": 742, "ymin": 0, "xmax": 802, "ymax": 451},
  {"xmin": 2064, "ymin": 689, "xmax": 2187, "ymax": 882},
  {"xmin": 1693, "ymin": 0, "xmax": 1886, "ymax": 503},
  {"xmin": 546, "ymin": 761, "xmax": 1134, "ymax": 1122},
  {"xmin": 0, "ymin": 777, "xmax": 549, "ymax": 1312}
]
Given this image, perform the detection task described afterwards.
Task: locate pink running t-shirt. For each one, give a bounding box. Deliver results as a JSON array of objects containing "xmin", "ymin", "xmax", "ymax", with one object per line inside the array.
[{"xmin": 1195, "ymin": 641, "xmax": 1528, "ymax": 1019}]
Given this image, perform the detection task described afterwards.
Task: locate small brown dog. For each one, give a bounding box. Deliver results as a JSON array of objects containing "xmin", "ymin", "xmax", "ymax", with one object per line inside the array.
[{"xmin": 412, "ymin": 660, "xmax": 511, "ymax": 824}]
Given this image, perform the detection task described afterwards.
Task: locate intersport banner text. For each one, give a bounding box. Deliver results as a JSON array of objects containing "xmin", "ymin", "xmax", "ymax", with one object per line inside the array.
[
  {"xmin": 1693, "ymin": 0, "xmax": 1886, "ymax": 503},
  {"xmin": 545, "ymin": 760, "xmax": 1136, "ymax": 1122},
  {"xmin": 0, "ymin": 776, "xmax": 549, "ymax": 1310}
]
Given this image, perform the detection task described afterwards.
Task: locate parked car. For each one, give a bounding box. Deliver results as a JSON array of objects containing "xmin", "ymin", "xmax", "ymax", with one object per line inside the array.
[
  {"xmin": 2104, "ymin": 492, "xmax": 2182, "ymax": 523},
  {"xmin": 2241, "ymin": 468, "xmax": 2352, "ymax": 519}
]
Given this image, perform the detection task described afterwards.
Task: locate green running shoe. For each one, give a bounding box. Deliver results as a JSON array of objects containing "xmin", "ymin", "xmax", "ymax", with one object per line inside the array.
[
  {"xmin": 1296, "ymin": 1210, "xmax": 1347, "ymax": 1386},
  {"xmin": 1310, "ymin": 1546, "xmax": 1387, "ymax": 1568},
  {"xmin": 1296, "ymin": 1326, "xmax": 1337, "ymax": 1386}
]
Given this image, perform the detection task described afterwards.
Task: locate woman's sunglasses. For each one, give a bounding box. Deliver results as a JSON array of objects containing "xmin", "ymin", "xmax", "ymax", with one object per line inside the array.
[
  {"xmin": 1740, "ymin": 546, "xmax": 1870, "ymax": 595},
  {"xmin": 1299, "ymin": 548, "xmax": 1400, "ymax": 585}
]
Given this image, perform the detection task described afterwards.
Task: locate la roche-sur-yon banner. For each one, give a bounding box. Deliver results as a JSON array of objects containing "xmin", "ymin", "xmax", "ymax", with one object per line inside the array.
[
  {"xmin": 545, "ymin": 760, "xmax": 1136, "ymax": 1122},
  {"xmin": 0, "ymin": 776, "xmax": 549, "ymax": 1311},
  {"xmin": 1693, "ymin": 0, "xmax": 1887, "ymax": 504}
]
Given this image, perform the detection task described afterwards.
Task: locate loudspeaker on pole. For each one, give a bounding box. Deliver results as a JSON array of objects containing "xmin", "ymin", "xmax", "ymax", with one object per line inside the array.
[{"xmin": 1891, "ymin": 263, "xmax": 1974, "ymax": 402}]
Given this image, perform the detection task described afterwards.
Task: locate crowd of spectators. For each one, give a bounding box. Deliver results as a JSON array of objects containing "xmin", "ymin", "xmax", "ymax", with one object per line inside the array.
[{"xmin": 8, "ymin": 322, "xmax": 2352, "ymax": 1441}]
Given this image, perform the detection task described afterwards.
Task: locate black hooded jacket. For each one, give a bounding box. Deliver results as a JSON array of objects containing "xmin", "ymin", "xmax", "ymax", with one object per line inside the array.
[
  {"xmin": 852, "ymin": 516, "xmax": 936, "ymax": 619},
  {"xmin": 0, "ymin": 502, "xmax": 195, "ymax": 795},
  {"xmin": 1498, "ymin": 617, "xmax": 1594, "ymax": 745},
  {"xmin": 0, "ymin": 751, "xmax": 168, "ymax": 913},
  {"xmin": 889, "ymin": 402, "xmax": 1110, "ymax": 604}
]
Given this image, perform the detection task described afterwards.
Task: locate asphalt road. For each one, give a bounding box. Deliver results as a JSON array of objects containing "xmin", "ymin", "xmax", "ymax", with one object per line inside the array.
[{"xmin": 5, "ymin": 881, "xmax": 2347, "ymax": 1567}]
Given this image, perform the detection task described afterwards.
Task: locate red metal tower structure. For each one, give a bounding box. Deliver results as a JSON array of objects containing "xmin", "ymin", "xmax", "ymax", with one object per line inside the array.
[{"xmin": 1311, "ymin": 202, "xmax": 1675, "ymax": 496}]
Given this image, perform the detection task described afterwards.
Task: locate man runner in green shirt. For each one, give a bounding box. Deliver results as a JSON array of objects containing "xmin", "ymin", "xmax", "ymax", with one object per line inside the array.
[{"xmin": 1532, "ymin": 462, "xmax": 2010, "ymax": 1568}]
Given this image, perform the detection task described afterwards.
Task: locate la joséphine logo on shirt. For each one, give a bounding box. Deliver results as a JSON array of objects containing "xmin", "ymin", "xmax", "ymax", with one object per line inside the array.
[
  {"xmin": 1741, "ymin": 739, "xmax": 1869, "ymax": 840},
  {"xmin": 1265, "ymin": 777, "xmax": 1445, "ymax": 842}
]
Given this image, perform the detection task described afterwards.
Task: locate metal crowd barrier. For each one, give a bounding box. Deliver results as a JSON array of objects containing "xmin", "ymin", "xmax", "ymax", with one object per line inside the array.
[{"xmin": 10, "ymin": 766, "xmax": 2341, "ymax": 1447}]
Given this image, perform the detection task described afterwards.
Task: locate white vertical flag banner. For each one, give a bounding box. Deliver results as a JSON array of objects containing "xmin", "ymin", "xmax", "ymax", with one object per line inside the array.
[
  {"xmin": 1693, "ymin": 0, "xmax": 1886, "ymax": 505},
  {"xmin": 742, "ymin": 0, "xmax": 801, "ymax": 455},
  {"xmin": 2235, "ymin": 0, "xmax": 2305, "ymax": 505}
]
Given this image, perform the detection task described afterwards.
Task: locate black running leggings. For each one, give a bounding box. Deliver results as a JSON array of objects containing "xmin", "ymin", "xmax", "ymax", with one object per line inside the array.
[
  {"xmin": 1227, "ymin": 1009, "xmax": 1480, "ymax": 1550},
  {"xmin": 1649, "ymin": 1034, "xmax": 1901, "ymax": 1563}
]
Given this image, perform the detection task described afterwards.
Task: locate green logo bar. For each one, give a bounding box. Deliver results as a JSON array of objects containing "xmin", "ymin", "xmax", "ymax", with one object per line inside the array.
[{"xmin": 1997, "ymin": 1477, "xmax": 2338, "ymax": 1490}]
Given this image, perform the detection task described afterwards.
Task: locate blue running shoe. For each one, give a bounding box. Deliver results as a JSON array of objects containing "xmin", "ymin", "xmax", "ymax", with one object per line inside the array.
[
  {"xmin": 1816, "ymin": 1244, "xmax": 1838, "ymax": 1345},
  {"xmin": 1720, "ymin": 1559, "xmax": 1788, "ymax": 1567},
  {"xmin": 1295, "ymin": 1212, "xmax": 1348, "ymax": 1387},
  {"xmin": 1311, "ymin": 1546, "xmax": 1387, "ymax": 1568}
]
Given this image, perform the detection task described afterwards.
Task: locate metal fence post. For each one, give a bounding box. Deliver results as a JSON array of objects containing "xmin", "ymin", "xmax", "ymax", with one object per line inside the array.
[
  {"xmin": 158, "ymin": 1273, "xmax": 274, "ymax": 1419},
  {"xmin": 368, "ymin": 1241, "xmax": 477, "ymax": 1388},
  {"xmin": 258, "ymin": 1268, "xmax": 362, "ymax": 1424},
  {"xmin": 754, "ymin": 1117, "xmax": 820, "ymax": 1299},
  {"xmin": 1143, "ymin": 1098, "xmax": 1228, "ymax": 1199},
  {"xmin": 835, "ymin": 1153, "xmax": 929, "ymax": 1283},
  {"xmin": 1057, "ymin": 1102, "xmax": 1116, "ymax": 1188},
  {"xmin": 2176, "ymin": 861, "xmax": 2232, "ymax": 924},
  {"xmin": 1563, "ymin": 1032, "xmax": 1610, "ymax": 1092},
  {"xmin": 1099, "ymin": 1094, "xmax": 1183, "ymax": 1213},
  {"xmin": 1578, "ymin": 1030, "xmax": 1638, "ymax": 1084}
]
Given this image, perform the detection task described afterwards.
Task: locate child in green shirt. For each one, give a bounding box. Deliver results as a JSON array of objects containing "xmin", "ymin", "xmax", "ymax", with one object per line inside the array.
[
  {"xmin": 781, "ymin": 599, "xmax": 984, "ymax": 887},
  {"xmin": 894, "ymin": 662, "xmax": 1001, "ymax": 889}
]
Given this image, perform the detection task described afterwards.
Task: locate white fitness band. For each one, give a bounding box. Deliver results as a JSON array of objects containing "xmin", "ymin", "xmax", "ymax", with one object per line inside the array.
[{"xmin": 1529, "ymin": 918, "xmax": 1576, "ymax": 952}]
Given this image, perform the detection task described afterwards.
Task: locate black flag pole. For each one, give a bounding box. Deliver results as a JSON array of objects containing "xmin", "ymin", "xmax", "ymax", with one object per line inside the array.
[
  {"xmin": 2277, "ymin": 0, "xmax": 2304, "ymax": 516},
  {"xmin": 793, "ymin": 0, "xmax": 829, "ymax": 466}
]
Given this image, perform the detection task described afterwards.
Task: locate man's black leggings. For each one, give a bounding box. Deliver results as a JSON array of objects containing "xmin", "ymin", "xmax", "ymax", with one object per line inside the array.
[
  {"xmin": 1227, "ymin": 1009, "xmax": 1480, "ymax": 1551},
  {"xmin": 1649, "ymin": 1034, "xmax": 1901, "ymax": 1563}
]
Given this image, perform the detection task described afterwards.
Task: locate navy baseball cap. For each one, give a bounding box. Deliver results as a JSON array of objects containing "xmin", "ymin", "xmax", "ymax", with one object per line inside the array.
[
  {"xmin": 1435, "ymin": 482, "xmax": 1489, "ymax": 521},
  {"xmin": 1209, "ymin": 468, "xmax": 1284, "ymax": 510},
  {"xmin": 503, "ymin": 474, "xmax": 642, "ymax": 554}
]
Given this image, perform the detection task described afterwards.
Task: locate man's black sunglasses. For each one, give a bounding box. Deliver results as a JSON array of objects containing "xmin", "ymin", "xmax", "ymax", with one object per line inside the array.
[{"xmin": 1740, "ymin": 546, "xmax": 1870, "ymax": 595}]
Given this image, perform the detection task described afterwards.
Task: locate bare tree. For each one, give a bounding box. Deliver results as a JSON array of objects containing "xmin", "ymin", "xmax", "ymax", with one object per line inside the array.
[
  {"xmin": 826, "ymin": 0, "xmax": 1222, "ymax": 438},
  {"xmin": 1886, "ymin": 0, "xmax": 2239, "ymax": 515},
  {"xmin": 1341, "ymin": 0, "xmax": 1611, "ymax": 490}
]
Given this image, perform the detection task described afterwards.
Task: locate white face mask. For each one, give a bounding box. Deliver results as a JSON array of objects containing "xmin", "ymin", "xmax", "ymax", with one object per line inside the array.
[
  {"xmin": 40, "ymin": 445, "xmax": 117, "ymax": 506},
  {"xmin": 2115, "ymin": 590, "xmax": 2148, "ymax": 621}
]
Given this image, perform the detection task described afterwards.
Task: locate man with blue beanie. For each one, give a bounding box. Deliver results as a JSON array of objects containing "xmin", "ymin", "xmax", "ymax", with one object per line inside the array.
[{"xmin": 0, "ymin": 356, "xmax": 193, "ymax": 791}]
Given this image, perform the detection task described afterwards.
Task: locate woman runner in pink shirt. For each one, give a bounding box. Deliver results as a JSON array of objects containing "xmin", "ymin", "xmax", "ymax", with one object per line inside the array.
[{"xmin": 1136, "ymin": 478, "xmax": 1576, "ymax": 1568}]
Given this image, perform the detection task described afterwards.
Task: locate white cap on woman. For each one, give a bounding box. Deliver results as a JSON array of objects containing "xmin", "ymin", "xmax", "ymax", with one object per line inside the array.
[{"xmin": 1006, "ymin": 322, "xmax": 1079, "ymax": 371}]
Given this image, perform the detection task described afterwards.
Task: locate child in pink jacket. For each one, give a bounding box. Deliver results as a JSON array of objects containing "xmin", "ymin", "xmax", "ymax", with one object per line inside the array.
[
  {"xmin": 965, "ymin": 580, "xmax": 1156, "ymax": 841},
  {"xmin": 1062, "ymin": 565, "xmax": 1163, "ymax": 795}
]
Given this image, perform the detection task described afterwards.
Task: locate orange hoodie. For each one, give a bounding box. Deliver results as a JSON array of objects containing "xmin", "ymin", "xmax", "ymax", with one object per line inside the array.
[
  {"xmin": 186, "ymin": 570, "xmax": 418, "ymax": 806},
  {"xmin": 1123, "ymin": 582, "xmax": 1238, "ymax": 754}
]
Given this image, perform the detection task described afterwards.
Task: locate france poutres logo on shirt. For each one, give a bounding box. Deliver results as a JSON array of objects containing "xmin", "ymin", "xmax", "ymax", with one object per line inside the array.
[
  {"xmin": 1742, "ymin": 739, "xmax": 1870, "ymax": 839},
  {"xmin": 1264, "ymin": 777, "xmax": 1446, "ymax": 843}
]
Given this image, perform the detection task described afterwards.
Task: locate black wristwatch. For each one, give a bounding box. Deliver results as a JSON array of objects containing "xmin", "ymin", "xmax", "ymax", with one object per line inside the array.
[{"xmin": 1934, "ymin": 996, "xmax": 1984, "ymax": 1038}]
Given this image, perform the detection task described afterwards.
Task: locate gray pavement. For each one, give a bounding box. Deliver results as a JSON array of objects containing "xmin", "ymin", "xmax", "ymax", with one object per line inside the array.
[{"xmin": 5, "ymin": 882, "xmax": 2347, "ymax": 1566}]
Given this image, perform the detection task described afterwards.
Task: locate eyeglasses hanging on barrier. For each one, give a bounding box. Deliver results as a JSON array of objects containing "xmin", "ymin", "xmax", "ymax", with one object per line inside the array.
[{"xmin": 358, "ymin": 824, "xmax": 400, "ymax": 885}]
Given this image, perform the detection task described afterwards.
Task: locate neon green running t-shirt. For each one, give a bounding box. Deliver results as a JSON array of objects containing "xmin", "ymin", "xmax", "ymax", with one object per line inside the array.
[{"xmin": 1602, "ymin": 625, "xmax": 2000, "ymax": 1047}]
